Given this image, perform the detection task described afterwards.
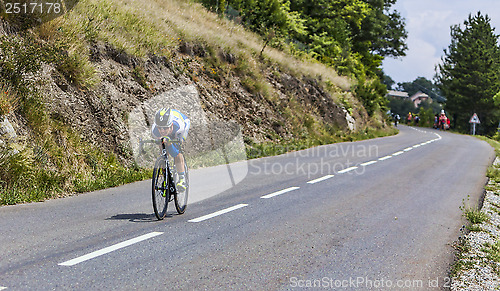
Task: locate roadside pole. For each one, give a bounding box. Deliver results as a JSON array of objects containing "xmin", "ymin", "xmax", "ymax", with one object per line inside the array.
[{"xmin": 469, "ymin": 113, "xmax": 480, "ymax": 135}]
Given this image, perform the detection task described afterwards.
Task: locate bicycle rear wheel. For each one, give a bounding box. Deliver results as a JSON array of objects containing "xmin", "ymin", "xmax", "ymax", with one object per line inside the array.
[
  {"xmin": 174, "ymin": 155, "xmax": 189, "ymax": 214},
  {"xmin": 152, "ymin": 156, "xmax": 170, "ymax": 220}
]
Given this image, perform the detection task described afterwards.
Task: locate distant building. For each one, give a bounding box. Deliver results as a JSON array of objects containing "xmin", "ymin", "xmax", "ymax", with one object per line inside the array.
[
  {"xmin": 410, "ymin": 91, "xmax": 432, "ymax": 108},
  {"xmin": 386, "ymin": 90, "xmax": 409, "ymax": 99}
]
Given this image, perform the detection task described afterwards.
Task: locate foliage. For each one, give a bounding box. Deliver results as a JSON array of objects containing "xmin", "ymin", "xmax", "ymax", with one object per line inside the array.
[
  {"xmin": 199, "ymin": 0, "xmax": 408, "ymax": 79},
  {"xmin": 386, "ymin": 96, "xmax": 416, "ymax": 117},
  {"xmin": 380, "ymin": 71, "xmax": 395, "ymax": 90},
  {"xmin": 460, "ymin": 195, "xmax": 489, "ymax": 225},
  {"xmin": 355, "ymin": 76, "xmax": 388, "ymax": 116},
  {"xmin": 437, "ymin": 12, "xmax": 500, "ymax": 135},
  {"xmin": 418, "ymin": 106, "xmax": 434, "ymax": 128}
]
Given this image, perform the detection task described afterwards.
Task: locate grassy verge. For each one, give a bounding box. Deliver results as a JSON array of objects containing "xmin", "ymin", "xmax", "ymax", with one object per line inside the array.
[{"xmin": 0, "ymin": 124, "xmax": 151, "ymax": 205}]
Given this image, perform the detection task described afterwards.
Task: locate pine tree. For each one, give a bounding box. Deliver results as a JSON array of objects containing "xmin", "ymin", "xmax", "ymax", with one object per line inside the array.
[{"xmin": 437, "ymin": 12, "xmax": 500, "ymax": 135}]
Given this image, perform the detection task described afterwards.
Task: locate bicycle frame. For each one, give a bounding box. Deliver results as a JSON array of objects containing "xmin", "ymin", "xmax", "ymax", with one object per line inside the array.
[{"xmin": 140, "ymin": 137, "xmax": 188, "ymax": 219}]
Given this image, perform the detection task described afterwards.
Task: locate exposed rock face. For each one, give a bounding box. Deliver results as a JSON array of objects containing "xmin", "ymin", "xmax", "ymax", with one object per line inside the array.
[{"xmin": 22, "ymin": 41, "xmax": 363, "ymax": 162}]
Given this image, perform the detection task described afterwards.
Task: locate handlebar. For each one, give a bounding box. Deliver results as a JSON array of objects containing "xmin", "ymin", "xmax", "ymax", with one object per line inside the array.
[{"xmin": 138, "ymin": 138, "xmax": 183, "ymax": 154}]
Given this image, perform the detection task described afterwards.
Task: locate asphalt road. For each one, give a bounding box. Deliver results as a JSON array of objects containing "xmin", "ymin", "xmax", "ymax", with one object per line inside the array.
[{"xmin": 0, "ymin": 126, "xmax": 494, "ymax": 290}]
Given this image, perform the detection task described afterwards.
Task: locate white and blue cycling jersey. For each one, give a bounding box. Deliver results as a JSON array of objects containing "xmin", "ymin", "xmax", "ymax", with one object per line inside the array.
[{"xmin": 151, "ymin": 109, "xmax": 190, "ymax": 157}]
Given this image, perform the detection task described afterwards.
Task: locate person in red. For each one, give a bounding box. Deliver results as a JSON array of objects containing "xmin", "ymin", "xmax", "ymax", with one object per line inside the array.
[{"xmin": 439, "ymin": 110, "xmax": 448, "ymax": 130}]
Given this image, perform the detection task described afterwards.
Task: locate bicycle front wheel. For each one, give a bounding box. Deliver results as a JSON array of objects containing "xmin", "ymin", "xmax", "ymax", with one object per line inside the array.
[
  {"xmin": 174, "ymin": 155, "xmax": 189, "ymax": 214},
  {"xmin": 152, "ymin": 156, "xmax": 170, "ymax": 220}
]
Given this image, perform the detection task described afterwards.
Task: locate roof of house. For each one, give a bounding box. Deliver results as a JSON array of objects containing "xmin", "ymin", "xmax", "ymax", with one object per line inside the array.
[
  {"xmin": 410, "ymin": 91, "xmax": 430, "ymax": 101},
  {"xmin": 386, "ymin": 90, "xmax": 409, "ymax": 98}
]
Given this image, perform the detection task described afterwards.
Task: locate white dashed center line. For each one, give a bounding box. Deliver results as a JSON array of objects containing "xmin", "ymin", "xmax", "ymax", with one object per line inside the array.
[
  {"xmin": 360, "ymin": 161, "xmax": 377, "ymax": 166},
  {"xmin": 189, "ymin": 204, "xmax": 248, "ymax": 222},
  {"xmin": 338, "ymin": 166, "xmax": 358, "ymax": 174},
  {"xmin": 378, "ymin": 155, "xmax": 392, "ymax": 161},
  {"xmin": 307, "ymin": 175, "xmax": 334, "ymax": 184},
  {"xmin": 260, "ymin": 187, "xmax": 300, "ymax": 199},
  {"xmin": 59, "ymin": 232, "xmax": 163, "ymax": 266}
]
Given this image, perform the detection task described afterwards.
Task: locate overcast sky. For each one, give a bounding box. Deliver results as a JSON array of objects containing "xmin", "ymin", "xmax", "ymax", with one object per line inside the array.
[{"xmin": 382, "ymin": 0, "xmax": 500, "ymax": 86}]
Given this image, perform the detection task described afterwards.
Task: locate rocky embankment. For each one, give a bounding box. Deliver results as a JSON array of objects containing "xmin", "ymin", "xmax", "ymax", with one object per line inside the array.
[{"xmin": 11, "ymin": 41, "xmax": 364, "ymax": 163}]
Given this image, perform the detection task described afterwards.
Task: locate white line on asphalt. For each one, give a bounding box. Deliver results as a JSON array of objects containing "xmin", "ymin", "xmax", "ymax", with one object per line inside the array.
[
  {"xmin": 307, "ymin": 175, "xmax": 334, "ymax": 184},
  {"xmin": 378, "ymin": 155, "xmax": 392, "ymax": 161},
  {"xmin": 59, "ymin": 232, "xmax": 163, "ymax": 266},
  {"xmin": 189, "ymin": 204, "xmax": 249, "ymax": 222},
  {"xmin": 392, "ymin": 151, "xmax": 404, "ymax": 156},
  {"xmin": 0, "ymin": 286, "xmax": 7, "ymax": 290},
  {"xmin": 360, "ymin": 160, "xmax": 377, "ymax": 166},
  {"xmin": 412, "ymin": 144, "xmax": 421, "ymax": 148},
  {"xmin": 338, "ymin": 166, "xmax": 358, "ymax": 174},
  {"xmin": 404, "ymin": 147, "xmax": 413, "ymax": 151},
  {"xmin": 260, "ymin": 187, "xmax": 300, "ymax": 199}
]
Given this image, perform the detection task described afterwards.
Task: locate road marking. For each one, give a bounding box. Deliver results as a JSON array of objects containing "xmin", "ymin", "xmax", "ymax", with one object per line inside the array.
[
  {"xmin": 378, "ymin": 155, "xmax": 392, "ymax": 161},
  {"xmin": 392, "ymin": 151, "xmax": 404, "ymax": 156},
  {"xmin": 338, "ymin": 166, "xmax": 358, "ymax": 174},
  {"xmin": 59, "ymin": 232, "xmax": 163, "ymax": 266},
  {"xmin": 360, "ymin": 160, "xmax": 377, "ymax": 167},
  {"xmin": 307, "ymin": 175, "xmax": 334, "ymax": 184},
  {"xmin": 403, "ymin": 147, "xmax": 413, "ymax": 152},
  {"xmin": 412, "ymin": 144, "xmax": 421, "ymax": 148},
  {"xmin": 260, "ymin": 187, "xmax": 300, "ymax": 199},
  {"xmin": 0, "ymin": 287, "xmax": 7, "ymax": 290},
  {"xmin": 189, "ymin": 204, "xmax": 248, "ymax": 222}
]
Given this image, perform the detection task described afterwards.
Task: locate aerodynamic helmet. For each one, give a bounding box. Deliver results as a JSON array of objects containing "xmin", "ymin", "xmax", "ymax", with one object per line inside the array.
[{"xmin": 155, "ymin": 108, "xmax": 173, "ymax": 128}]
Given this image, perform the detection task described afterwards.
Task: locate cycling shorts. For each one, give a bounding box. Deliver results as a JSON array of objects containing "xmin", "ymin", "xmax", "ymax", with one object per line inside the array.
[{"xmin": 167, "ymin": 143, "xmax": 181, "ymax": 158}]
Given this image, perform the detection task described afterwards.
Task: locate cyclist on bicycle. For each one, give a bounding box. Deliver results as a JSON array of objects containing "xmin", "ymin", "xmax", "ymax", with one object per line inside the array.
[{"xmin": 151, "ymin": 108, "xmax": 190, "ymax": 191}]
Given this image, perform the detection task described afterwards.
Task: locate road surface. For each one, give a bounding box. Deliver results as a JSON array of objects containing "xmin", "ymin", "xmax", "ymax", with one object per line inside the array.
[{"xmin": 0, "ymin": 126, "xmax": 494, "ymax": 290}]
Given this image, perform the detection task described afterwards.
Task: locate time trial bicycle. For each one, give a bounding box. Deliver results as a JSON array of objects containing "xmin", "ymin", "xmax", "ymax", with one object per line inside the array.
[{"xmin": 140, "ymin": 137, "xmax": 189, "ymax": 220}]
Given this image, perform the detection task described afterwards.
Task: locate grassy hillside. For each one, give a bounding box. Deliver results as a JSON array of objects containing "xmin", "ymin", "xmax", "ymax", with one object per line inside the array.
[{"xmin": 0, "ymin": 0, "xmax": 396, "ymax": 205}]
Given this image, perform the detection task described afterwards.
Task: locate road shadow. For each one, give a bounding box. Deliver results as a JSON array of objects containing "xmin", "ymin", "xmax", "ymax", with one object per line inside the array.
[{"xmin": 106, "ymin": 213, "xmax": 159, "ymax": 222}]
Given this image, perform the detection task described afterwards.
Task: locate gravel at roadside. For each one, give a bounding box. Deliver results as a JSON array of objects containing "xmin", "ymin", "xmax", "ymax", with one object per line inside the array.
[{"xmin": 452, "ymin": 157, "xmax": 500, "ymax": 290}]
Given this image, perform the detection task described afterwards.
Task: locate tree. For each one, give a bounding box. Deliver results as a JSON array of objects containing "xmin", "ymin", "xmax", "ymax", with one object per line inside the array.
[
  {"xmin": 349, "ymin": 0, "xmax": 408, "ymax": 76},
  {"xmin": 437, "ymin": 12, "xmax": 500, "ymax": 135},
  {"xmin": 380, "ymin": 71, "xmax": 395, "ymax": 90}
]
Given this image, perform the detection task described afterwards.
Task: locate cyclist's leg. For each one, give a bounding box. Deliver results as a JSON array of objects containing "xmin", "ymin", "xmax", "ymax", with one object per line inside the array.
[
  {"xmin": 175, "ymin": 153, "xmax": 185, "ymax": 173},
  {"xmin": 167, "ymin": 143, "xmax": 187, "ymax": 191},
  {"xmin": 167, "ymin": 143, "xmax": 184, "ymax": 173}
]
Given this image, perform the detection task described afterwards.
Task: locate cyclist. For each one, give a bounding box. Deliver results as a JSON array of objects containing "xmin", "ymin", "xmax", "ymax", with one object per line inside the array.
[{"xmin": 151, "ymin": 108, "xmax": 190, "ymax": 191}]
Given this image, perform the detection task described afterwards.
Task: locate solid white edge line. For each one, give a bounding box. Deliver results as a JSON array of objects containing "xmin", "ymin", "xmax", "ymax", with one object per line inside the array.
[
  {"xmin": 378, "ymin": 155, "xmax": 392, "ymax": 161},
  {"xmin": 360, "ymin": 160, "xmax": 377, "ymax": 167},
  {"xmin": 260, "ymin": 187, "xmax": 300, "ymax": 199},
  {"xmin": 307, "ymin": 175, "xmax": 334, "ymax": 184},
  {"xmin": 392, "ymin": 151, "xmax": 404, "ymax": 156},
  {"xmin": 338, "ymin": 166, "xmax": 358, "ymax": 174},
  {"xmin": 188, "ymin": 204, "xmax": 249, "ymax": 222},
  {"xmin": 59, "ymin": 232, "xmax": 163, "ymax": 266}
]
